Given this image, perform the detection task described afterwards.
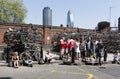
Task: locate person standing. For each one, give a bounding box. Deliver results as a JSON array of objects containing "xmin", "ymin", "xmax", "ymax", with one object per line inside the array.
[
  {"xmin": 96, "ymin": 39, "xmax": 104, "ymax": 66},
  {"xmin": 79, "ymin": 39, "xmax": 86, "ymax": 62},
  {"xmin": 69, "ymin": 37, "xmax": 75, "ymax": 64},
  {"xmin": 86, "ymin": 39, "xmax": 91, "ymax": 57},
  {"xmin": 64, "ymin": 39, "xmax": 69, "ymax": 60},
  {"xmin": 86, "ymin": 39, "xmax": 94, "ymax": 58},
  {"xmin": 60, "ymin": 37, "xmax": 65, "ymax": 60},
  {"xmin": 74, "ymin": 38, "xmax": 81, "ymax": 64}
]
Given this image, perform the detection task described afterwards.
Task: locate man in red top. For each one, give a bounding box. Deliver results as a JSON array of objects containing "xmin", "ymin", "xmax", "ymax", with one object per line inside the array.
[
  {"xmin": 64, "ymin": 39, "xmax": 69, "ymax": 60},
  {"xmin": 60, "ymin": 37, "xmax": 65, "ymax": 60},
  {"xmin": 68, "ymin": 37, "xmax": 75, "ymax": 63},
  {"xmin": 68, "ymin": 38, "xmax": 75, "ymax": 56}
]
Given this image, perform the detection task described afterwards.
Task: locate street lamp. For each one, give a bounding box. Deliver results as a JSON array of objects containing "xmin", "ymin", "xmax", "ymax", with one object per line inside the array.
[
  {"xmin": 109, "ymin": 7, "xmax": 112, "ymax": 24},
  {"xmin": 109, "ymin": 6, "xmax": 114, "ymax": 26}
]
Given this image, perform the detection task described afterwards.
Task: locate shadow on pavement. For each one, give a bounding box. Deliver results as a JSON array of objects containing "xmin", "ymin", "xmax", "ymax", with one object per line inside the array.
[
  {"xmin": 0, "ymin": 77, "xmax": 12, "ymax": 79},
  {"xmin": 59, "ymin": 61, "xmax": 80, "ymax": 66}
]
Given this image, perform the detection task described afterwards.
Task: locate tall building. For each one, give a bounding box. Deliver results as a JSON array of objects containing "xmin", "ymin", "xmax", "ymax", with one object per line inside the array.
[
  {"xmin": 43, "ymin": 7, "xmax": 52, "ymax": 26},
  {"xmin": 67, "ymin": 10, "xmax": 74, "ymax": 27}
]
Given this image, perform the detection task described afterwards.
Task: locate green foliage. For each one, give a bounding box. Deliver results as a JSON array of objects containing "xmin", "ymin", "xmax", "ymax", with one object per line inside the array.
[
  {"xmin": 97, "ymin": 21, "xmax": 110, "ymax": 31},
  {"xmin": 0, "ymin": 0, "xmax": 27, "ymax": 23}
]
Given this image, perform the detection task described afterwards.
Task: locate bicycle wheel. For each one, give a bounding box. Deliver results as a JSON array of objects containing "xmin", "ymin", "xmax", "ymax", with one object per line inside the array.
[
  {"xmin": 34, "ymin": 51, "xmax": 41, "ymax": 62},
  {"xmin": 3, "ymin": 53, "xmax": 7, "ymax": 61}
]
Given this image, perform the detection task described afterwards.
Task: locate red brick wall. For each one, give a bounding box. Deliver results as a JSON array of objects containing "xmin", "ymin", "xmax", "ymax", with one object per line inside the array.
[{"xmin": 0, "ymin": 23, "xmax": 90, "ymax": 45}]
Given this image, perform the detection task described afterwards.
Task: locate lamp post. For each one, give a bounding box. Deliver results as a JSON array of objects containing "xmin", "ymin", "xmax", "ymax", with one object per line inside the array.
[
  {"xmin": 109, "ymin": 6, "xmax": 114, "ymax": 26},
  {"xmin": 109, "ymin": 7, "xmax": 112, "ymax": 24}
]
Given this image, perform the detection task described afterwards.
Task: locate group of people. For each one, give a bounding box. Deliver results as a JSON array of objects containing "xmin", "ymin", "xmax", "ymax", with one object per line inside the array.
[
  {"xmin": 10, "ymin": 48, "xmax": 56, "ymax": 68},
  {"xmin": 8, "ymin": 38, "xmax": 120, "ymax": 68},
  {"xmin": 59, "ymin": 36, "xmax": 104, "ymax": 66},
  {"xmin": 10, "ymin": 50, "xmax": 33, "ymax": 68}
]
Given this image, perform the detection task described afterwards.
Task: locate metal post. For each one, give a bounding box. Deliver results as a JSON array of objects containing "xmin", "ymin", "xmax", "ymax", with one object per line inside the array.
[
  {"xmin": 38, "ymin": 45, "xmax": 44, "ymax": 64},
  {"xmin": 43, "ymin": 25, "xmax": 45, "ymax": 44},
  {"xmin": 104, "ymin": 47, "xmax": 107, "ymax": 62},
  {"xmin": 109, "ymin": 7, "xmax": 112, "ymax": 23},
  {"xmin": 40, "ymin": 46, "xmax": 43, "ymax": 59}
]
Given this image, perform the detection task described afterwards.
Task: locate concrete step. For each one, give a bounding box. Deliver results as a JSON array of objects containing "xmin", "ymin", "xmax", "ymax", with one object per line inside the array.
[
  {"xmin": 0, "ymin": 51, "xmax": 4, "ymax": 60},
  {"xmin": 0, "ymin": 60, "xmax": 7, "ymax": 66}
]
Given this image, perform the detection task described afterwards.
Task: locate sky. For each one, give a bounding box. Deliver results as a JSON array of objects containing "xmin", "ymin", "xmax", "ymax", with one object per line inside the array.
[{"xmin": 23, "ymin": 0, "xmax": 120, "ymax": 29}]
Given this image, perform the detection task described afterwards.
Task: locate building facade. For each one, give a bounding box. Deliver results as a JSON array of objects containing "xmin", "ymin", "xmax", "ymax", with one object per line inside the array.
[
  {"xmin": 67, "ymin": 10, "xmax": 74, "ymax": 28},
  {"xmin": 43, "ymin": 7, "xmax": 52, "ymax": 26}
]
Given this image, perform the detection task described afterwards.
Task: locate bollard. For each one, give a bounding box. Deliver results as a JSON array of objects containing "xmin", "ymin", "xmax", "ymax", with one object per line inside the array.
[
  {"xmin": 40, "ymin": 46, "xmax": 43, "ymax": 59},
  {"xmin": 38, "ymin": 46, "xmax": 44, "ymax": 64},
  {"xmin": 71, "ymin": 48, "xmax": 75, "ymax": 64},
  {"xmin": 104, "ymin": 48, "xmax": 107, "ymax": 62}
]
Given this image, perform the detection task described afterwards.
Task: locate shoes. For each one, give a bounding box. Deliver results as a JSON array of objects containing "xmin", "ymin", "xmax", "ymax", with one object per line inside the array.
[
  {"xmin": 30, "ymin": 64, "xmax": 33, "ymax": 67},
  {"xmin": 59, "ymin": 57, "xmax": 63, "ymax": 60},
  {"xmin": 14, "ymin": 66, "xmax": 19, "ymax": 68}
]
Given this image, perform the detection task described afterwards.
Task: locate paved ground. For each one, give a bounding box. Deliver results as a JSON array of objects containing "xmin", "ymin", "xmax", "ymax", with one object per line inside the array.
[
  {"xmin": 0, "ymin": 50, "xmax": 114, "ymax": 65},
  {"xmin": 0, "ymin": 46, "xmax": 114, "ymax": 63},
  {"xmin": 0, "ymin": 61, "xmax": 120, "ymax": 79},
  {"xmin": 0, "ymin": 52, "xmax": 119, "ymax": 79},
  {"xmin": 0, "ymin": 49, "xmax": 118, "ymax": 79}
]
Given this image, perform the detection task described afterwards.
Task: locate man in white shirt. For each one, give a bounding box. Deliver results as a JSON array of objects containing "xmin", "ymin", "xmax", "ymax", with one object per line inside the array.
[{"xmin": 45, "ymin": 49, "xmax": 53, "ymax": 64}]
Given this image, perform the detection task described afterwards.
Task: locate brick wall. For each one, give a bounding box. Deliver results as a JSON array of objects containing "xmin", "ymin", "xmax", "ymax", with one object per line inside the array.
[{"xmin": 0, "ymin": 23, "xmax": 91, "ymax": 45}]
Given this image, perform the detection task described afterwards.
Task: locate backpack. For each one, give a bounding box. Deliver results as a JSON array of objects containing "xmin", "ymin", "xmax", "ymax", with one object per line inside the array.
[
  {"xmin": 98, "ymin": 43, "xmax": 103, "ymax": 49},
  {"xmin": 38, "ymin": 58, "xmax": 44, "ymax": 64},
  {"xmin": 79, "ymin": 43, "xmax": 85, "ymax": 51},
  {"xmin": 8, "ymin": 61, "xmax": 13, "ymax": 67}
]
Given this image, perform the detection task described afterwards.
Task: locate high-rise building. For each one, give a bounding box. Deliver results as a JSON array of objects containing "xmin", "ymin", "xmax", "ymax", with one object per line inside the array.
[
  {"xmin": 43, "ymin": 7, "xmax": 52, "ymax": 26},
  {"xmin": 67, "ymin": 10, "xmax": 74, "ymax": 27}
]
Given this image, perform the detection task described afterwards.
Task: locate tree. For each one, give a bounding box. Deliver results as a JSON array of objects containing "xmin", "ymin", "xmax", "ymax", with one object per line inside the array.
[
  {"xmin": 97, "ymin": 21, "xmax": 110, "ymax": 32},
  {"xmin": 60, "ymin": 24, "xmax": 63, "ymax": 27},
  {"xmin": 0, "ymin": 0, "xmax": 27, "ymax": 23}
]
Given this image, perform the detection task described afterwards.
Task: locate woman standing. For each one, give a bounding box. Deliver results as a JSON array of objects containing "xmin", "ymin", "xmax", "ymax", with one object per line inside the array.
[{"xmin": 74, "ymin": 38, "xmax": 81, "ymax": 64}]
